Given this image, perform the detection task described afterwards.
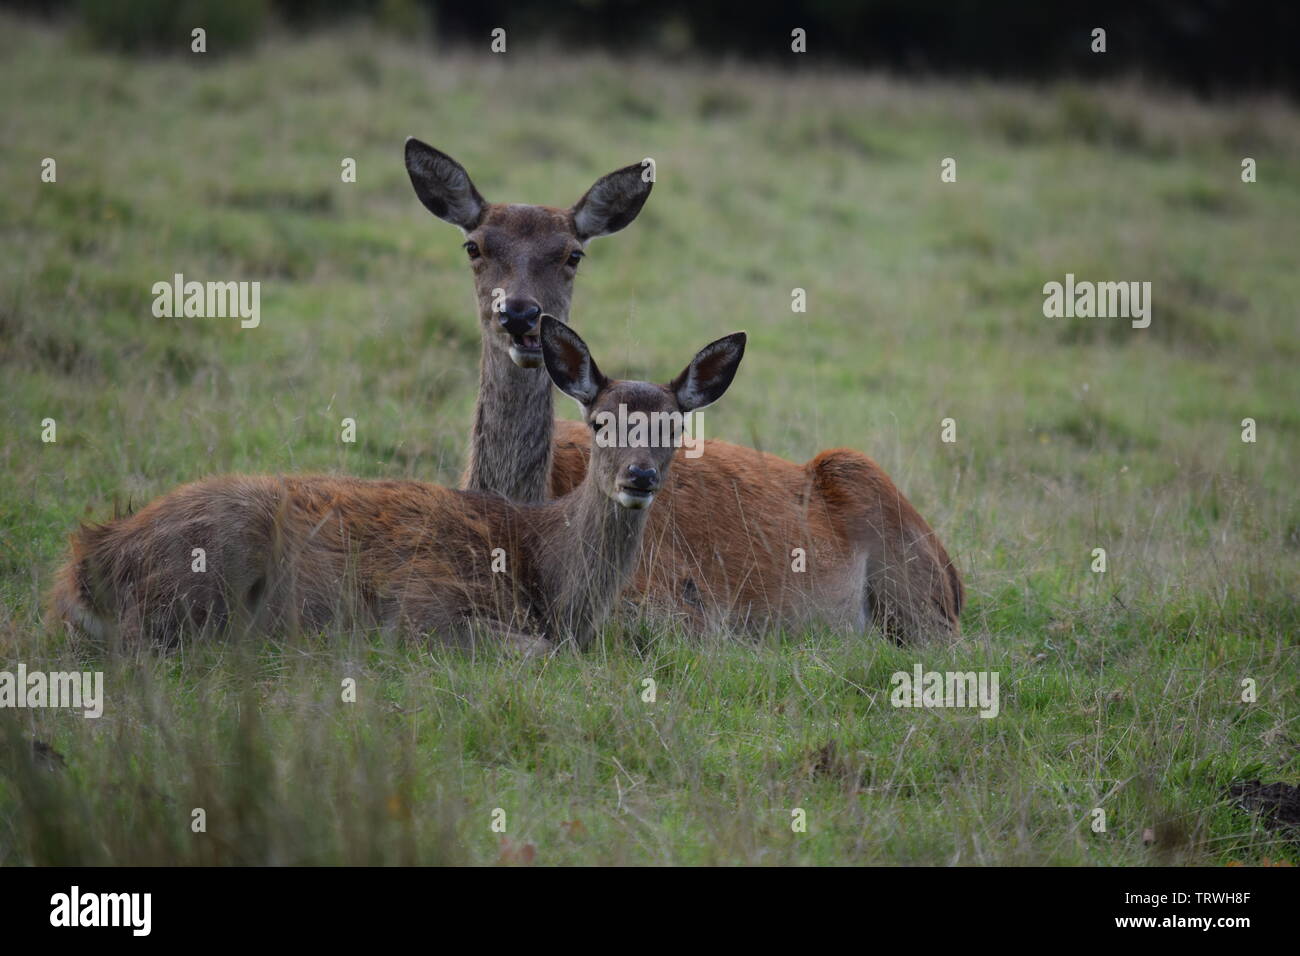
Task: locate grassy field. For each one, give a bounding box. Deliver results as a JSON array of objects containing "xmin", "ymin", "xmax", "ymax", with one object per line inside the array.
[{"xmin": 1, "ymin": 13, "xmax": 1297, "ymax": 865}]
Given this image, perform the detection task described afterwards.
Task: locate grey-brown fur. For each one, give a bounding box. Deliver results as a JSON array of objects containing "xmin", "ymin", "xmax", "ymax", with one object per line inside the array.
[{"xmin": 404, "ymin": 138, "xmax": 651, "ymax": 503}]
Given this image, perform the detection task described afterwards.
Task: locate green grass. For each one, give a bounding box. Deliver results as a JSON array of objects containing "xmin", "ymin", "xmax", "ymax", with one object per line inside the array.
[{"xmin": 1, "ymin": 14, "xmax": 1297, "ymax": 865}]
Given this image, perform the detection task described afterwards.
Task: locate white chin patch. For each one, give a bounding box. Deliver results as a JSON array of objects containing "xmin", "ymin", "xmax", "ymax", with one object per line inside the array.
[
  {"xmin": 616, "ymin": 490, "xmax": 654, "ymax": 510},
  {"xmin": 509, "ymin": 345, "xmax": 544, "ymax": 369}
]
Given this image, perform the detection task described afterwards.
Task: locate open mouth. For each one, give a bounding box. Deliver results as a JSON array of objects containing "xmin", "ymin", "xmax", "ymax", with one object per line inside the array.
[
  {"xmin": 615, "ymin": 487, "xmax": 656, "ymax": 510},
  {"xmin": 507, "ymin": 332, "xmax": 543, "ymax": 368}
]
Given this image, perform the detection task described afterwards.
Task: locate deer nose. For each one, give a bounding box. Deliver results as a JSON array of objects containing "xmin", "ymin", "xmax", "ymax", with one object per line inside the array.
[
  {"xmin": 499, "ymin": 297, "xmax": 542, "ymax": 336},
  {"xmin": 625, "ymin": 465, "xmax": 659, "ymax": 490}
]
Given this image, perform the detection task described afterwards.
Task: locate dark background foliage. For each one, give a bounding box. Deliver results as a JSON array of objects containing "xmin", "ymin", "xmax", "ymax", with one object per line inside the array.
[{"xmin": 7, "ymin": 0, "xmax": 1298, "ymax": 96}]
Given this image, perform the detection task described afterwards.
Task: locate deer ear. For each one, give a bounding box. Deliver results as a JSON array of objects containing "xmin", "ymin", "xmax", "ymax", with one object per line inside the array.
[
  {"xmin": 571, "ymin": 161, "xmax": 653, "ymax": 241},
  {"xmin": 541, "ymin": 316, "xmax": 607, "ymax": 407},
  {"xmin": 405, "ymin": 138, "xmax": 487, "ymax": 231},
  {"xmin": 671, "ymin": 332, "xmax": 747, "ymax": 412}
]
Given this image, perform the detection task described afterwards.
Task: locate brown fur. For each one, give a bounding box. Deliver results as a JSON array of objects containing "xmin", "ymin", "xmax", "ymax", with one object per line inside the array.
[
  {"xmin": 401, "ymin": 143, "xmax": 964, "ymax": 642},
  {"xmin": 53, "ymin": 476, "xmax": 525, "ymax": 646},
  {"xmin": 549, "ymin": 420, "xmax": 963, "ymax": 638},
  {"xmin": 49, "ymin": 469, "xmax": 645, "ymax": 652},
  {"xmin": 49, "ymin": 324, "xmax": 741, "ymax": 652}
]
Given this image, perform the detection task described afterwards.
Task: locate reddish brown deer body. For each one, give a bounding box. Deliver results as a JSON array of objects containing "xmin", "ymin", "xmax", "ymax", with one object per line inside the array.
[
  {"xmin": 405, "ymin": 140, "xmax": 962, "ymax": 640},
  {"xmin": 50, "ymin": 320, "xmax": 747, "ymax": 651}
]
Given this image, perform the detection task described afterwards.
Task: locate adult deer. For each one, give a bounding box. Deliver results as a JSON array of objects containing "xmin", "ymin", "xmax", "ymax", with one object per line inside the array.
[
  {"xmin": 50, "ymin": 318, "xmax": 745, "ymax": 651},
  {"xmin": 406, "ymin": 139, "xmax": 962, "ymax": 641}
]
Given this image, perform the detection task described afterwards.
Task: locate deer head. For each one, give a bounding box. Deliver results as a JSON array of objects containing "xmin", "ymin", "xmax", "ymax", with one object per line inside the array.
[
  {"xmin": 404, "ymin": 138, "xmax": 653, "ymax": 369},
  {"xmin": 539, "ymin": 316, "xmax": 746, "ymax": 509}
]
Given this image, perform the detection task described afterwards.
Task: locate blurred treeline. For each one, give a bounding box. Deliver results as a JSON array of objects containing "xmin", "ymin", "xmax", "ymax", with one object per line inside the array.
[{"xmin": 9, "ymin": 0, "xmax": 1299, "ymax": 96}]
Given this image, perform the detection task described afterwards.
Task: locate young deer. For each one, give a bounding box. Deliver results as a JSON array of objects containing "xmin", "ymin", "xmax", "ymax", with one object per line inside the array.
[
  {"xmin": 405, "ymin": 141, "xmax": 963, "ymax": 642},
  {"xmin": 50, "ymin": 318, "xmax": 746, "ymax": 652}
]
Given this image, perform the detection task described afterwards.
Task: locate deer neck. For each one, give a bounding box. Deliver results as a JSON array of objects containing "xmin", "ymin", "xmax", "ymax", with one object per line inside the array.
[
  {"xmin": 464, "ymin": 335, "xmax": 556, "ymax": 503},
  {"xmin": 535, "ymin": 475, "xmax": 649, "ymax": 649}
]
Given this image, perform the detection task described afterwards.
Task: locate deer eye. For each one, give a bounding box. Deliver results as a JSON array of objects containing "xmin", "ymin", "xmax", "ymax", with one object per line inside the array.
[
  {"xmin": 566, "ymin": 250, "xmax": 584, "ymax": 269},
  {"xmin": 464, "ymin": 241, "xmax": 482, "ymax": 260}
]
